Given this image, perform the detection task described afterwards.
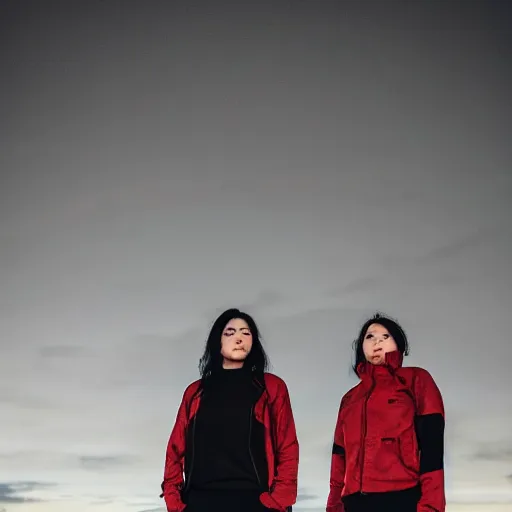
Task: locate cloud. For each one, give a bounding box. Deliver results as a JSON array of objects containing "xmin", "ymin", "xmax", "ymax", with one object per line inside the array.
[
  {"xmin": 0, "ymin": 388, "xmax": 53, "ymax": 410},
  {"xmin": 415, "ymin": 229, "xmax": 494, "ymax": 263},
  {"xmin": 236, "ymin": 290, "xmax": 285, "ymax": 314},
  {"xmin": 105, "ymin": 329, "xmax": 203, "ymax": 387},
  {"xmin": 472, "ymin": 446, "xmax": 512, "ymax": 462},
  {"xmin": 0, "ymin": 482, "xmax": 53, "ymax": 503},
  {"xmin": 79, "ymin": 455, "xmax": 140, "ymax": 471},
  {"xmin": 89, "ymin": 497, "xmax": 115, "ymax": 505},
  {"xmin": 296, "ymin": 492, "xmax": 319, "ymax": 502},
  {"xmin": 327, "ymin": 276, "xmax": 380, "ymax": 297},
  {"xmin": 39, "ymin": 345, "xmax": 88, "ymax": 358}
]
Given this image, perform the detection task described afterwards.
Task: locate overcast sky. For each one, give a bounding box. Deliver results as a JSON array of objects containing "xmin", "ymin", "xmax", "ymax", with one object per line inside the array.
[{"xmin": 1, "ymin": 1, "xmax": 511, "ymax": 511}]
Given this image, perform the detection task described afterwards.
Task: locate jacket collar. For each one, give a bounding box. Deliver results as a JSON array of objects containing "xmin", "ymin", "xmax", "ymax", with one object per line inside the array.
[{"xmin": 356, "ymin": 350, "xmax": 403, "ymax": 380}]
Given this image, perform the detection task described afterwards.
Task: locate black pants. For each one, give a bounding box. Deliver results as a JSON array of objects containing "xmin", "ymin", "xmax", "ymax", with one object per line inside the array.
[
  {"xmin": 185, "ymin": 489, "xmax": 269, "ymax": 512},
  {"xmin": 343, "ymin": 485, "xmax": 420, "ymax": 512}
]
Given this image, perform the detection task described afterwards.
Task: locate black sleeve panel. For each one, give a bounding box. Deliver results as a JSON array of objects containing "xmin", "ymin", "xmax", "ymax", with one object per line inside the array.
[{"xmin": 415, "ymin": 412, "xmax": 445, "ymax": 474}]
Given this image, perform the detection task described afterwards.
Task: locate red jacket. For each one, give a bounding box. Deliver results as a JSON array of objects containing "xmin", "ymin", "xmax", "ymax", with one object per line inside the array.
[
  {"xmin": 161, "ymin": 372, "xmax": 299, "ymax": 512},
  {"xmin": 327, "ymin": 351, "xmax": 445, "ymax": 512}
]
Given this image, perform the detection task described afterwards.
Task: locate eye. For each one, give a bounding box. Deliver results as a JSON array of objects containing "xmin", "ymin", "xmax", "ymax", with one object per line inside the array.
[
  {"xmin": 365, "ymin": 334, "xmax": 373, "ymax": 339},
  {"xmin": 383, "ymin": 334, "xmax": 389, "ymax": 339}
]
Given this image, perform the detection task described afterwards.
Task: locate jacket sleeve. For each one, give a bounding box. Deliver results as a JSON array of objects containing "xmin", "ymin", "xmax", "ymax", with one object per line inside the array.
[
  {"xmin": 414, "ymin": 369, "xmax": 446, "ymax": 512},
  {"xmin": 260, "ymin": 379, "xmax": 299, "ymax": 512},
  {"xmin": 160, "ymin": 388, "xmax": 189, "ymax": 512},
  {"xmin": 326, "ymin": 398, "xmax": 346, "ymax": 512}
]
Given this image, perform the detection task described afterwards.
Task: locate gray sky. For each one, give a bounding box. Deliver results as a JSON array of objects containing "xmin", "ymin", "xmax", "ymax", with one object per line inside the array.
[{"xmin": 1, "ymin": 1, "xmax": 511, "ymax": 511}]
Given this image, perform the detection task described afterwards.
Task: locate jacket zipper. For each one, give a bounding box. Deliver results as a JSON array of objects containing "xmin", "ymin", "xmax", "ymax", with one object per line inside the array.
[
  {"xmin": 248, "ymin": 405, "xmax": 262, "ymax": 487},
  {"xmin": 359, "ymin": 378, "xmax": 375, "ymax": 493}
]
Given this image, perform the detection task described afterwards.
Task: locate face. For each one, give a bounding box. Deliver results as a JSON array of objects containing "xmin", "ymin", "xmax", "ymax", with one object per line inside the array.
[
  {"xmin": 220, "ymin": 318, "xmax": 253, "ymax": 369},
  {"xmin": 362, "ymin": 323, "xmax": 398, "ymax": 365}
]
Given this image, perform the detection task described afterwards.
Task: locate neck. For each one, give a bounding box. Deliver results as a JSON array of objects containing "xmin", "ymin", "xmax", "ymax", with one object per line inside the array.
[{"xmin": 222, "ymin": 359, "xmax": 245, "ymax": 370}]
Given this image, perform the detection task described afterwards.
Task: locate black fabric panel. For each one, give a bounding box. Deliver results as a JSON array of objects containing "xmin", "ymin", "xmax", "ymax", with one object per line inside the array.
[
  {"xmin": 332, "ymin": 443, "xmax": 345, "ymax": 456},
  {"xmin": 250, "ymin": 417, "xmax": 269, "ymax": 490},
  {"xmin": 415, "ymin": 413, "xmax": 445, "ymax": 474},
  {"xmin": 184, "ymin": 415, "xmax": 196, "ymax": 485},
  {"xmin": 191, "ymin": 370, "xmax": 262, "ymax": 491},
  {"xmin": 343, "ymin": 485, "xmax": 420, "ymax": 512},
  {"xmin": 185, "ymin": 489, "xmax": 268, "ymax": 512}
]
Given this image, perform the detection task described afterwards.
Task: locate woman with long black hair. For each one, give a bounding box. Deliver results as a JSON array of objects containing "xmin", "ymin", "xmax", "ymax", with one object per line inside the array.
[
  {"xmin": 161, "ymin": 308, "xmax": 299, "ymax": 512},
  {"xmin": 326, "ymin": 313, "xmax": 445, "ymax": 512}
]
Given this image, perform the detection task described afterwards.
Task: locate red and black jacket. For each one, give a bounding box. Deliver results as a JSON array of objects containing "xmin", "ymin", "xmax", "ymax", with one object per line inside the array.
[
  {"xmin": 161, "ymin": 371, "xmax": 299, "ymax": 512},
  {"xmin": 326, "ymin": 350, "xmax": 445, "ymax": 512}
]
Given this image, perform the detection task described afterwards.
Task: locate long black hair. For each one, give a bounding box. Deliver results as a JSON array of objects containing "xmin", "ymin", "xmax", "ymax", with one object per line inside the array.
[
  {"xmin": 352, "ymin": 312, "xmax": 410, "ymax": 373},
  {"xmin": 198, "ymin": 308, "xmax": 270, "ymax": 378}
]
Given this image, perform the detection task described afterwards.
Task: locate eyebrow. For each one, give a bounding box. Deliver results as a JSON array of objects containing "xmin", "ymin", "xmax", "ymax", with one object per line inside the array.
[{"xmin": 224, "ymin": 327, "xmax": 251, "ymax": 332}]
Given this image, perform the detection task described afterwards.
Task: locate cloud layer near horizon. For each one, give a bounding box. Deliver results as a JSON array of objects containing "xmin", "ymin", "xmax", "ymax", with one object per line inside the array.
[{"xmin": 1, "ymin": 0, "xmax": 511, "ymax": 510}]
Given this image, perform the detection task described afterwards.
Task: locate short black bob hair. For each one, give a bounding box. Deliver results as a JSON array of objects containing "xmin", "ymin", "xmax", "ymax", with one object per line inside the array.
[
  {"xmin": 352, "ymin": 312, "xmax": 409, "ymax": 373},
  {"xmin": 198, "ymin": 308, "xmax": 270, "ymax": 378}
]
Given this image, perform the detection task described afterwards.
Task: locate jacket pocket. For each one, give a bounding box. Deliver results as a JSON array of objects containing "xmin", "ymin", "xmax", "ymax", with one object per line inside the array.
[
  {"xmin": 373, "ymin": 436, "xmax": 418, "ymax": 481},
  {"xmin": 374, "ymin": 437, "xmax": 400, "ymax": 473},
  {"xmin": 398, "ymin": 432, "xmax": 419, "ymax": 477}
]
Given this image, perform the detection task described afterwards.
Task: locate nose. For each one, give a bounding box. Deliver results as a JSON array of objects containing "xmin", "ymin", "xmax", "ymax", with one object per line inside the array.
[{"xmin": 235, "ymin": 336, "xmax": 243, "ymax": 344}]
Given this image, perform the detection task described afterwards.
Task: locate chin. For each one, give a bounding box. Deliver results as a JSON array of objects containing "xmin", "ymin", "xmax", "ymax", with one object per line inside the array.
[{"xmin": 231, "ymin": 353, "xmax": 248, "ymax": 361}]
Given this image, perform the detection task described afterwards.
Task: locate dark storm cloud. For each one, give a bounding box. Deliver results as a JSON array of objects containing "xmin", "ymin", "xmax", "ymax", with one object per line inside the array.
[{"xmin": 0, "ymin": 482, "xmax": 52, "ymax": 503}]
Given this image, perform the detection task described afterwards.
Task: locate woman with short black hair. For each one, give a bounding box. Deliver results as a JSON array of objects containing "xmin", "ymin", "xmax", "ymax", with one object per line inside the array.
[{"xmin": 327, "ymin": 313, "xmax": 445, "ymax": 512}]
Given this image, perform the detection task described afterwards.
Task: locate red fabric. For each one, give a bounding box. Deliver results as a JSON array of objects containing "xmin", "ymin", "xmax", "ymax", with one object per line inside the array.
[
  {"xmin": 326, "ymin": 351, "xmax": 445, "ymax": 512},
  {"xmin": 162, "ymin": 373, "xmax": 298, "ymax": 512},
  {"xmin": 326, "ymin": 397, "xmax": 346, "ymax": 512},
  {"xmin": 418, "ymin": 469, "xmax": 445, "ymax": 512}
]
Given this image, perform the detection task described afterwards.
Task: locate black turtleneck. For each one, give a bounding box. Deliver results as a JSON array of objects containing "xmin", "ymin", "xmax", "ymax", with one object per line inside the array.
[{"xmin": 191, "ymin": 367, "xmax": 262, "ymax": 491}]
